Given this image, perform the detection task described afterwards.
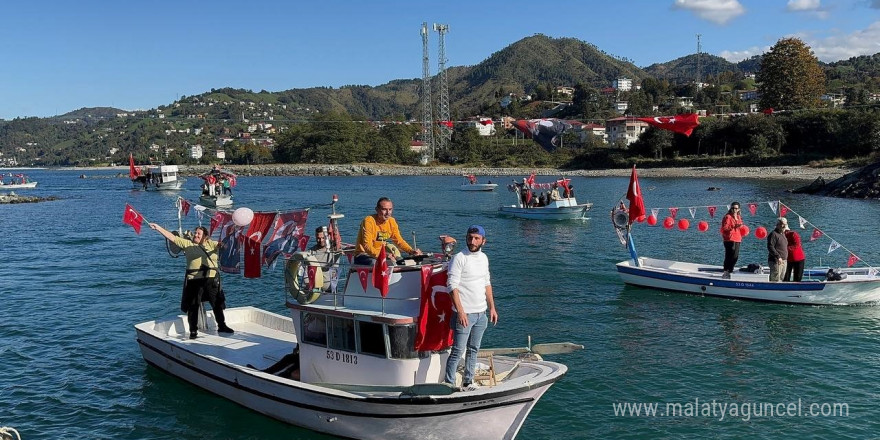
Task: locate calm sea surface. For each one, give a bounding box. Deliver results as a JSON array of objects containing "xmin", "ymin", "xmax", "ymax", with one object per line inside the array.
[{"xmin": 2, "ymin": 169, "xmax": 880, "ymax": 439}]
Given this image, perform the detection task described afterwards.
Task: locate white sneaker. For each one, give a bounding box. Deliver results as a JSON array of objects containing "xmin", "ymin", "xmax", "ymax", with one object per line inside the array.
[{"xmin": 464, "ymin": 383, "xmax": 480, "ymax": 391}]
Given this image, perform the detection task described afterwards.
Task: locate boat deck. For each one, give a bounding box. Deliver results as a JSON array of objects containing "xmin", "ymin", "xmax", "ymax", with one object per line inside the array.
[{"xmin": 136, "ymin": 307, "xmax": 298, "ymax": 369}]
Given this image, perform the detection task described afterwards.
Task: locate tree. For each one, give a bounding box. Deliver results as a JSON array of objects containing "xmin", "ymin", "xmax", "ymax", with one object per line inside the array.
[{"xmin": 757, "ymin": 38, "xmax": 825, "ymax": 111}]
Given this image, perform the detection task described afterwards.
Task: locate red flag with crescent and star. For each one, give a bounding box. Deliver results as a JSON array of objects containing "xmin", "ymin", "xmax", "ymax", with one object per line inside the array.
[
  {"xmin": 373, "ymin": 245, "xmax": 391, "ymax": 297},
  {"xmin": 242, "ymin": 212, "xmax": 276, "ymax": 278},
  {"xmin": 810, "ymin": 228, "xmax": 823, "ymax": 241},
  {"xmin": 357, "ymin": 268, "xmax": 370, "ymax": 292},
  {"xmin": 635, "ymin": 113, "xmax": 700, "ymax": 137},
  {"xmin": 708, "ymin": 206, "xmax": 717, "ymax": 218},
  {"xmin": 123, "ymin": 204, "xmax": 143, "ymax": 234},
  {"xmin": 414, "ymin": 265, "xmax": 453, "ymax": 351},
  {"xmin": 306, "ymin": 265, "xmax": 318, "ymax": 290},
  {"xmin": 626, "ymin": 165, "xmax": 645, "ymax": 224}
]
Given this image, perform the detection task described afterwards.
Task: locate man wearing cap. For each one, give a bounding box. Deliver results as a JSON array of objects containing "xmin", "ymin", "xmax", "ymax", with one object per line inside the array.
[
  {"xmin": 767, "ymin": 217, "xmax": 789, "ymax": 282},
  {"xmin": 444, "ymin": 225, "xmax": 498, "ymax": 390}
]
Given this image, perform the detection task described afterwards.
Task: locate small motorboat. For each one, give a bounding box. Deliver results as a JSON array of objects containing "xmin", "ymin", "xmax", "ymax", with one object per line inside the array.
[
  {"xmin": 499, "ymin": 175, "xmax": 591, "ymax": 220},
  {"xmin": 198, "ymin": 168, "xmax": 236, "ymax": 207},
  {"xmin": 129, "ymin": 154, "xmax": 185, "ymax": 191},
  {"xmin": 0, "ymin": 173, "xmax": 37, "ymax": 189},
  {"xmin": 460, "ymin": 174, "xmax": 498, "ymax": 191}
]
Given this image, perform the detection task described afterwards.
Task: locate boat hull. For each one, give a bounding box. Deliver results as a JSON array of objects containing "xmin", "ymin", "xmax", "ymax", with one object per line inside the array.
[
  {"xmin": 0, "ymin": 182, "xmax": 37, "ymax": 189},
  {"xmin": 135, "ymin": 307, "xmax": 565, "ymax": 440},
  {"xmin": 132, "ymin": 179, "xmax": 185, "ymax": 191},
  {"xmin": 617, "ymin": 257, "xmax": 880, "ymax": 305},
  {"xmin": 499, "ymin": 203, "xmax": 592, "ymax": 220},
  {"xmin": 460, "ymin": 183, "xmax": 498, "ymax": 191},
  {"xmin": 199, "ymin": 194, "xmax": 233, "ymax": 207}
]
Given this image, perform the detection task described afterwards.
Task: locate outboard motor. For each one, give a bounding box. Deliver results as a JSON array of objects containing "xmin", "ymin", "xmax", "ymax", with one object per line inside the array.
[{"xmin": 826, "ymin": 268, "xmax": 847, "ymax": 281}]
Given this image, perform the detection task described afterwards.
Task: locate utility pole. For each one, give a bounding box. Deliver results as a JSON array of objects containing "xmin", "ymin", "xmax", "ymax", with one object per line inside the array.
[
  {"xmin": 420, "ymin": 22, "xmax": 434, "ymax": 165},
  {"xmin": 434, "ymin": 23, "xmax": 450, "ymax": 153}
]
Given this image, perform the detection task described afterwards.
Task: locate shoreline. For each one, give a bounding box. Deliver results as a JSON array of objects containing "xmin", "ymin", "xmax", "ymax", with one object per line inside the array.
[{"xmin": 64, "ymin": 164, "xmax": 850, "ymax": 182}]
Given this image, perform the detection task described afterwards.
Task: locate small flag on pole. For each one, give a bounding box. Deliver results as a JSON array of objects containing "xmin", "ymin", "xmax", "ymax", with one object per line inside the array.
[{"xmin": 123, "ymin": 204, "xmax": 144, "ymax": 234}]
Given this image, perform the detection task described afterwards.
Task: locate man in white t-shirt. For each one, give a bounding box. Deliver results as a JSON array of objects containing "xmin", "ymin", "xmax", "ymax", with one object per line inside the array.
[{"xmin": 444, "ymin": 225, "xmax": 498, "ymax": 389}]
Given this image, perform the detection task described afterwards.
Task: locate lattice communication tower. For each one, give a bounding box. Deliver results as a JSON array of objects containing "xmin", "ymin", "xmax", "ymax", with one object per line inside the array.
[
  {"xmin": 420, "ymin": 22, "xmax": 434, "ymax": 164},
  {"xmin": 434, "ymin": 23, "xmax": 450, "ymax": 152}
]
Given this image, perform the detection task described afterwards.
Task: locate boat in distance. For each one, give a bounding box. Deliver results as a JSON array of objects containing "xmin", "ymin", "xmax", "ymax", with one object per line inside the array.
[
  {"xmin": 617, "ymin": 257, "xmax": 880, "ymax": 305},
  {"xmin": 460, "ymin": 174, "xmax": 498, "ymax": 191},
  {"xmin": 0, "ymin": 173, "xmax": 37, "ymax": 189}
]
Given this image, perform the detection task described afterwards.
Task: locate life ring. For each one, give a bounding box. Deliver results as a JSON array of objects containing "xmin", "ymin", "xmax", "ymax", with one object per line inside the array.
[
  {"xmin": 285, "ymin": 252, "xmax": 325, "ymax": 304},
  {"xmin": 612, "ymin": 209, "xmax": 629, "ymax": 229}
]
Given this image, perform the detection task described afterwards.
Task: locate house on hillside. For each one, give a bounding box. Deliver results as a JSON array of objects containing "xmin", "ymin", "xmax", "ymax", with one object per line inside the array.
[
  {"xmin": 464, "ymin": 117, "xmax": 496, "ymax": 136},
  {"xmin": 613, "ymin": 77, "xmax": 633, "ymax": 92},
  {"xmin": 606, "ymin": 117, "xmax": 649, "ymax": 146}
]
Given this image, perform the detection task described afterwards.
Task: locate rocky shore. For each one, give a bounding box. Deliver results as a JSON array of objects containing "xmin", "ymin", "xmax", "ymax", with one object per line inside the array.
[
  {"xmin": 164, "ymin": 164, "xmax": 851, "ymax": 182},
  {"xmin": 0, "ymin": 192, "xmax": 59, "ymax": 204}
]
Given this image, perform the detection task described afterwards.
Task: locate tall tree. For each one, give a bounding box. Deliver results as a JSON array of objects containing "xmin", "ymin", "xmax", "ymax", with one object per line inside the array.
[{"xmin": 757, "ymin": 38, "xmax": 825, "ymax": 110}]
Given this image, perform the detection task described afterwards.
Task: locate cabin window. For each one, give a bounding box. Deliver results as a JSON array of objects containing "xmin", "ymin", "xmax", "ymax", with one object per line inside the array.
[
  {"xmin": 388, "ymin": 324, "xmax": 418, "ymax": 359},
  {"xmin": 301, "ymin": 313, "xmax": 327, "ymax": 346},
  {"xmin": 357, "ymin": 321, "xmax": 386, "ymax": 357},
  {"xmin": 328, "ymin": 316, "xmax": 356, "ymax": 352}
]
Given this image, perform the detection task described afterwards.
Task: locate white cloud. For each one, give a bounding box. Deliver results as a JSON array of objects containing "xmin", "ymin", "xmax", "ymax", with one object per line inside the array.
[
  {"xmin": 807, "ymin": 21, "xmax": 880, "ymax": 62},
  {"xmin": 673, "ymin": 0, "xmax": 746, "ymax": 25},
  {"xmin": 719, "ymin": 46, "xmax": 767, "ymax": 62},
  {"xmin": 786, "ymin": 0, "xmax": 820, "ymax": 11},
  {"xmin": 720, "ymin": 21, "xmax": 880, "ymax": 63}
]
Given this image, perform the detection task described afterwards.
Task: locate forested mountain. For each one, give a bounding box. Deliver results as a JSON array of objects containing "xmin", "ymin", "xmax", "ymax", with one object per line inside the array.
[{"xmin": 2, "ymin": 34, "xmax": 880, "ymax": 166}]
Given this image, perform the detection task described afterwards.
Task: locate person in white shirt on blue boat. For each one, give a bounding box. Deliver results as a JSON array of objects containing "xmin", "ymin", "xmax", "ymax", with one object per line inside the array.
[{"xmin": 445, "ymin": 225, "xmax": 498, "ymax": 390}]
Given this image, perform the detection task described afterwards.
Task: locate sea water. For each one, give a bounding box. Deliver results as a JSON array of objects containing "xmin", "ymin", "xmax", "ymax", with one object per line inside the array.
[{"xmin": 1, "ymin": 169, "xmax": 879, "ymax": 439}]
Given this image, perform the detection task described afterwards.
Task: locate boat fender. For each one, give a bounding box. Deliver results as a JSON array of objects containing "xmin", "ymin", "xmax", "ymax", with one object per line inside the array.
[
  {"xmin": 285, "ymin": 252, "xmax": 325, "ymax": 304},
  {"xmin": 612, "ymin": 210, "xmax": 629, "ymax": 229}
]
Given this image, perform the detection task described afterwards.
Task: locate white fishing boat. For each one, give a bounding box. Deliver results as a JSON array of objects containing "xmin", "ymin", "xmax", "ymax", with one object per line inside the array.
[
  {"xmin": 612, "ymin": 167, "xmax": 880, "ymax": 305},
  {"xmin": 460, "ymin": 174, "xmax": 498, "ymax": 191},
  {"xmin": 0, "ymin": 173, "xmax": 37, "ymax": 189},
  {"xmin": 499, "ymin": 176, "xmax": 591, "ymax": 220},
  {"xmin": 616, "ymin": 257, "xmax": 880, "ymax": 305},
  {"xmin": 198, "ymin": 168, "xmax": 236, "ymax": 207},
  {"xmin": 129, "ymin": 154, "xmax": 185, "ymax": 191},
  {"xmin": 135, "ymin": 199, "xmax": 578, "ymax": 440}
]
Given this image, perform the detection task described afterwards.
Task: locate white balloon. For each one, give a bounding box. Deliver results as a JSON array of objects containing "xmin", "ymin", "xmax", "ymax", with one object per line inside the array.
[{"xmin": 232, "ymin": 207, "xmax": 254, "ymax": 227}]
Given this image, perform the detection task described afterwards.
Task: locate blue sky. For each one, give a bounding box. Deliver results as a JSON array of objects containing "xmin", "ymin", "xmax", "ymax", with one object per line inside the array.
[{"xmin": 2, "ymin": 0, "xmax": 879, "ymax": 119}]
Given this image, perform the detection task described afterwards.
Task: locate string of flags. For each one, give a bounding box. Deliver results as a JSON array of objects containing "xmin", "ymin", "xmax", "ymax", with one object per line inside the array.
[
  {"xmin": 637, "ymin": 199, "xmax": 875, "ymax": 272},
  {"xmin": 122, "ymin": 197, "xmax": 323, "ymax": 279}
]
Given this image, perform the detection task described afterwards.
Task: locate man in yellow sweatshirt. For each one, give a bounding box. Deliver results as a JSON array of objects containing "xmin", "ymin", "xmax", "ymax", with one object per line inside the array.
[{"xmin": 354, "ymin": 197, "xmax": 422, "ymax": 265}]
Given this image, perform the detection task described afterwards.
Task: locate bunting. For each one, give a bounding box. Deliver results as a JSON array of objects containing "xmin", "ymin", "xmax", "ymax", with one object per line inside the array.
[
  {"xmin": 748, "ymin": 203, "xmax": 757, "ymax": 216},
  {"xmin": 848, "ymin": 254, "xmax": 860, "ymax": 267},
  {"xmin": 708, "ymin": 206, "xmax": 717, "ymax": 218},
  {"xmin": 828, "ymin": 240, "xmax": 841, "ymax": 254},
  {"xmin": 798, "ymin": 216, "xmax": 807, "ymax": 229},
  {"xmin": 767, "ymin": 201, "xmax": 779, "ymax": 214}
]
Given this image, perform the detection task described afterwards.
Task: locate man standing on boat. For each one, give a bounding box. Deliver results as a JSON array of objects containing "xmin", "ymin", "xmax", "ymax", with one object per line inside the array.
[
  {"xmin": 148, "ymin": 223, "xmax": 234, "ymax": 339},
  {"xmin": 720, "ymin": 202, "xmax": 744, "ymax": 279},
  {"xmin": 767, "ymin": 218, "xmax": 789, "ymax": 282},
  {"xmin": 354, "ymin": 197, "xmax": 421, "ymax": 265},
  {"xmin": 445, "ymin": 225, "xmax": 498, "ymax": 390}
]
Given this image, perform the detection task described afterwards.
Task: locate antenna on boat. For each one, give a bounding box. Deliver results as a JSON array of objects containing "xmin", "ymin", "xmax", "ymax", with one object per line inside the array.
[{"xmin": 328, "ymin": 194, "xmax": 344, "ymax": 252}]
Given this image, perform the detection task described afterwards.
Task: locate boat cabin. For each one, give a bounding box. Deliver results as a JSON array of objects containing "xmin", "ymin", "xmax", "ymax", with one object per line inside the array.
[{"xmin": 285, "ymin": 258, "xmax": 449, "ymax": 387}]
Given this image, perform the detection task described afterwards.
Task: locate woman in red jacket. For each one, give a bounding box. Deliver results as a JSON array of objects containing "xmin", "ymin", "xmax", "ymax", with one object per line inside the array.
[
  {"xmin": 720, "ymin": 202, "xmax": 743, "ymax": 279},
  {"xmin": 784, "ymin": 229, "xmax": 806, "ymax": 281}
]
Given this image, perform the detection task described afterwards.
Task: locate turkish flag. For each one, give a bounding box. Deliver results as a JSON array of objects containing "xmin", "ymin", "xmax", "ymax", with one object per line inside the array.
[
  {"xmin": 128, "ymin": 154, "xmax": 140, "ymax": 179},
  {"xmin": 357, "ymin": 268, "xmax": 370, "ymax": 292},
  {"xmin": 210, "ymin": 211, "xmax": 233, "ymax": 236},
  {"xmin": 479, "ymin": 119, "xmax": 493, "ymax": 126},
  {"xmin": 179, "ymin": 198, "xmax": 191, "ymax": 217},
  {"xmin": 708, "ymin": 206, "xmax": 717, "ymax": 218},
  {"xmin": 635, "ymin": 113, "xmax": 699, "ymax": 137},
  {"xmin": 244, "ymin": 238, "xmax": 262, "ymax": 278},
  {"xmin": 780, "ymin": 205, "xmax": 789, "ymax": 217},
  {"xmin": 848, "ymin": 254, "xmax": 860, "ymax": 267},
  {"xmin": 626, "ymin": 165, "xmax": 645, "ymax": 223},
  {"xmin": 438, "ymin": 120, "xmax": 454, "ymax": 128},
  {"xmin": 122, "ymin": 204, "xmax": 143, "ymax": 234},
  {"xmin": 669, "ymin": 207, "xmax": 678, "ymax": 218},
  {"xmin": 810, "ymin": 228, "xmax": 823, "ymax": 241},
  {"xmin": 748, "ymin": 203, "xmax": 758, "ymax": 216},
  {"xmin": 373, "ymin": 245, "xmax": 390, "ymax": 297},
  {"xmin": 307, "ymin": 265, "xmax": 318, "ymax": 290},
  {"xmin": 414, "ymin": 265, "xmax": 453, "ymax": 351}
]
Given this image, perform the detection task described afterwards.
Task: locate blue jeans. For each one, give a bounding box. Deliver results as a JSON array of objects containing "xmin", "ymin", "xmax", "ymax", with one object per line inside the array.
[{"xmin": 444, "ymin": 311, "xmax": 488, "ymax": 385}]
